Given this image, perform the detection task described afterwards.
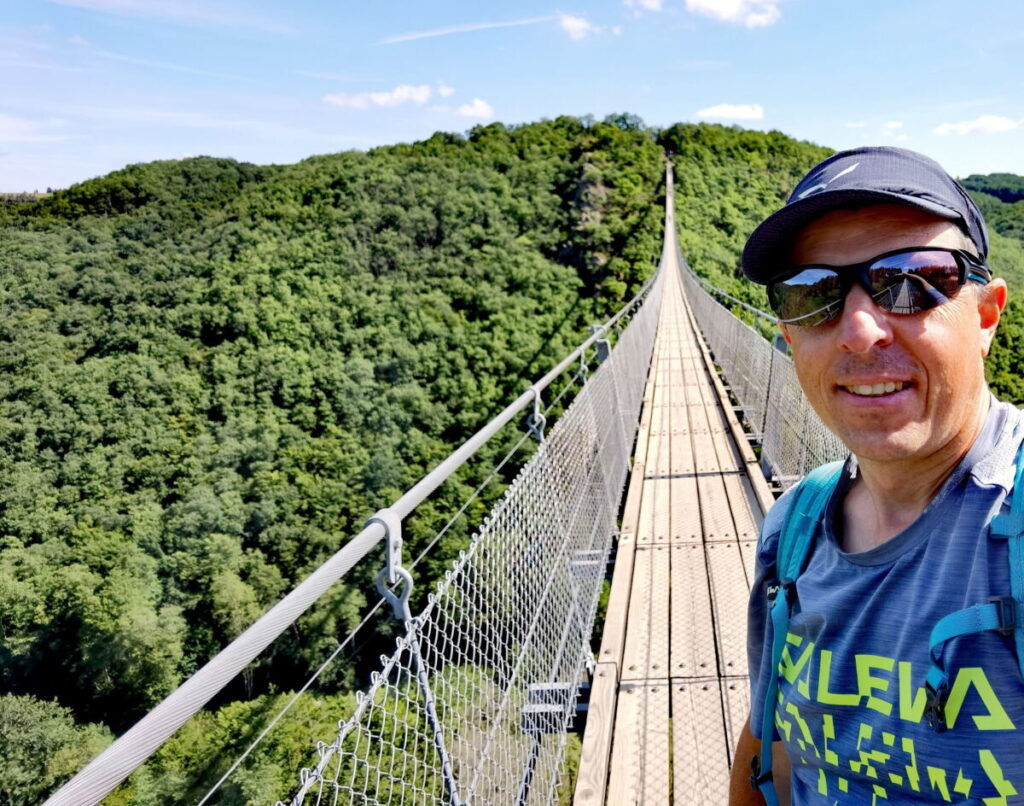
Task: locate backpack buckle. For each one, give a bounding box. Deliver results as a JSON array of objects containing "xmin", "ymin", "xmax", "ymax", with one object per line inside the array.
[
  {"xmin": 749, "ymin": 755, "xmax": 772, "ymax": 791},
  {"xmin": 924, "ymin": 681, "xmax": 949, "ymax": 733},
  {"xmin": 989, "ymin": 596, "xmax": 1018, "ymax": 637},
  {"xmin": 779, "ymin": 577, "xmax": 798, "ymax": 606}
]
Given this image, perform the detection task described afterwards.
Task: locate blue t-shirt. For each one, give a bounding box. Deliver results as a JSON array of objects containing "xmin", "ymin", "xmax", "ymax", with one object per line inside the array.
[{"xmin": 748, "ymin": 399, "xmax": 1024, "ymax": 804}]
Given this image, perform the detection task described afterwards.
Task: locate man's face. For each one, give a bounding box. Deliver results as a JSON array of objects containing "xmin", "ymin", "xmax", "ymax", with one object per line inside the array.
[{"xmin": 780, "ymin": 203, "xmax": 1007, "ymax": 466}]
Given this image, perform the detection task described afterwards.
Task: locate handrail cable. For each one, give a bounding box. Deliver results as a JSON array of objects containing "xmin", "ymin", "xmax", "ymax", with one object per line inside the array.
[{"xmin": 45, "ymin": 268, "xmax": 659, "ymax": 806}]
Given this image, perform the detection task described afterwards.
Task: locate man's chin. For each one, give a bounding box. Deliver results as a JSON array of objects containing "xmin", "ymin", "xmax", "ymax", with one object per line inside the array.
[{"xmin": 836, "ymin": 428, "xmax": 923, "ymax": 464}]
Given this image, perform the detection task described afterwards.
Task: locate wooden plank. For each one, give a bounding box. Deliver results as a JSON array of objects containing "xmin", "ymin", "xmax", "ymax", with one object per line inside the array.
[
  {"xmin": 671, "ymin": 678, "xmax": 732, "ymax": 804},
  {"xmin": 721, "ymin": 676, "xmax": 752, "ymax": 768},
  {"xmin": 709, "ymin": 421, "xmax": 744, "ymax": 474},
  {"xmin": 621, "ymin": 546, "xmax": 671, "ymax": 680},
  {"xmin": 689, "ymin": 426, "xmax": 719, "ymax": 474},
  {"xmin": 637, "ymin": 477, "xmax": 671, "ymax": 546},
  {"xmin": 722, "ymin": 472, "xmax": 761, "ymax": 541},
  {"xmin": 669, "ymin": 472, "xmax": 702, "ymax": 543},
  {"xmin": 702, "ymin": 395, "xmax": 731, "ymax": 433},
  {"xmin": 620, "ymin": 457, "xmax": 647, "ymax": 541},
  {"xmin": 648, "ymin": 397, "xmax": 668, "ymax": 472},
  {"xmin": 573, "ymin": 662, "xmax": 619, "ymax": 806},
  {"xmin": 669, "ymin": 542, "xmax": 717, "ymax": 678},
  {"xmin": 739, "ymin": 539, "xmax": 758, "ymax": 591},
  {"xmin": 697, "ymin": 472, "xmax": 737, "ymax": 542},
  {"xmin": 682, "ymin": 356, "xmax": 714, "ymax": 407},
  {"xmin": 607, "ymin": 682, "xmax": 671, "ymax": 806},
  {"xmin": 597, "ymin": 533, "xmax": 635, "ymax": 669},
  {"xmin": 670, "ymin": 424, "xmax": 696, "ymax": 476},
  {"xmin": 649, "ymin": 408, "xmax": 672, "ymax": 478},
  {"xmin": 706, "ymin": 542, "xmax": 750, "ymax": 677}
]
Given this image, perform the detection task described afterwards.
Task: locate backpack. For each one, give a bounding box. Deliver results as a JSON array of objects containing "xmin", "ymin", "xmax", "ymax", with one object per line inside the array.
[{"xmin": 750, "ymin": 452, "xmax": 1024, "ymax": 806}]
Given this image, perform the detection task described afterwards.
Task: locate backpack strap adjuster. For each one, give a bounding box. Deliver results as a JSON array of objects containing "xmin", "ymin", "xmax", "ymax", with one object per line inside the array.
[
  {"xmin": 779, "ymin": 577, "xmax": 798, "ymax": 607},
  {"xmin": 749, "ymin": 754, "xmax": 773, "ymax": 791},
  {"xmin": 923, "ymin": 680, "xmax": 949, "ymax": 733},
  {"xmin": 989, "ymin": 595, "xmax": 1018, "ymax": 637}
]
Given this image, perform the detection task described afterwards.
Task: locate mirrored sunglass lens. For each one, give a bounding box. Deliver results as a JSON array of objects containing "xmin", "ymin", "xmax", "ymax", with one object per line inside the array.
[
  {"xmin": 769, "ymin": 268, "xmax": 842, "ymax": 322},
  {"xmin": 867, "ymin": 252, "xmax": 960, "ymax": 314}
]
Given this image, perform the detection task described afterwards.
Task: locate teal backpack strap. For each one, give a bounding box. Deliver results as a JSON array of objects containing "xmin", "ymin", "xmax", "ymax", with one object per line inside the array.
[
  {"xmin": 924, "ymin": 444, "xmax": 1024, "ymax": 731},
  {"xmin": 752, "ymin": 460, "xmax": 844, "ymax": 804}
]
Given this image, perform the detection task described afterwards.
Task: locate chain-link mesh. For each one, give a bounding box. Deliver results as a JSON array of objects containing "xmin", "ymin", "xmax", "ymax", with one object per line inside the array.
[
  {"xmin": 283, "ymin": 269, "xmax": 664, "ymax": 806},
  {"xmin": 676, "ymin": 257, "xmax": 845, "ymax": 489}
]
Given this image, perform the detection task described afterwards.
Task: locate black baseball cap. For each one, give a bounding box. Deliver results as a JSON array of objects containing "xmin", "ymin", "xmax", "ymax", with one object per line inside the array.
[{"xmin": 741, "ymin": 146, "xmax": 989, "ymax": 284}]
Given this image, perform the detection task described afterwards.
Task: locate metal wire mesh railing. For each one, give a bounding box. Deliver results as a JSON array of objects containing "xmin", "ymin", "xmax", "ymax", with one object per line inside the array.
[
  {"xmin": 281, "ymin": 269, "xmax": 664, "ymax": 806},
  {"xmin": 676, "ymin": 254, "xmax": 845, "ymax": 488}
]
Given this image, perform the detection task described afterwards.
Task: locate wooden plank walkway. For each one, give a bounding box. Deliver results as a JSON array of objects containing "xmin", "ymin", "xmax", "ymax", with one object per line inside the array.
[{"xmin": 573, "ymin": 220, "xmax": 776, "ymax": 805}]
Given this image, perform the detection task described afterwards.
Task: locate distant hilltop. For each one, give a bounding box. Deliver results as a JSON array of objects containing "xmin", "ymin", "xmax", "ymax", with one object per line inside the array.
[{"xmin": 0, "ymin": 191, "xmax": 50, "ymax": 202}]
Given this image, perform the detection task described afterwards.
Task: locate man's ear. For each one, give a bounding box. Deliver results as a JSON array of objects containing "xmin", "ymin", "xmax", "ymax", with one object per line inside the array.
[
  {"xmin": 779, "ymin": 322, "xmax": 793, "ymax": 345},
  {"xmin": 979, "ymin": 278, "xmax": 1007, "ymax": 357}
]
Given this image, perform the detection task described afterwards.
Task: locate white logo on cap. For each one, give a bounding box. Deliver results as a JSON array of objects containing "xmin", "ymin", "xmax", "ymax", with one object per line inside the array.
[{"xmin": 796, "ymin": 162, "xmax": 860, "ymax": 199}]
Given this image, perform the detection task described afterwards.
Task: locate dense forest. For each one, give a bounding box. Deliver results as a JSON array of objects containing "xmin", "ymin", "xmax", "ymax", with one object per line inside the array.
[
  {"xmin": 0, "ymin": 115, "xmax": 668, "ymax": 804},
  {"xmin": 4, "ymin": 118, "xmax": 1024, "ymax": 803}
]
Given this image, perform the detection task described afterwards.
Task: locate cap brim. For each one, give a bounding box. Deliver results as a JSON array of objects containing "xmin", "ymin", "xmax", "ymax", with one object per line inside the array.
[{"xmin": 741, "ymin": 189, "xmax": 963, "ymax": 284}]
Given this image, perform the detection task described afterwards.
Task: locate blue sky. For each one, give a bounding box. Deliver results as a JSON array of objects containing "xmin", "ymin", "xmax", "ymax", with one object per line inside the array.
[{"xmin": 3, "ymin": 0, "xmax": 1023, "ymax": 191}]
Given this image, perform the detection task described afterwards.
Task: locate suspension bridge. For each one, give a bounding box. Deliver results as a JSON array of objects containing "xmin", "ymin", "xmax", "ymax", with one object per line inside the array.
[{"xmin": 46, "ymin": 165, "xmax": 844, "ymax": 805}]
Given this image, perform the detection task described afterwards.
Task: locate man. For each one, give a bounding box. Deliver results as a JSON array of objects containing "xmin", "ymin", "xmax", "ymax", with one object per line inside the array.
[{"xmin": 728, "ymin": 147, "xmax": 1024, "ymax": 805}]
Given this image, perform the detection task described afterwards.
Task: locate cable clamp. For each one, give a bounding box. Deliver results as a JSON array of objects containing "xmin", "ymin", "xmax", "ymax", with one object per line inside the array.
[
  {"xmin": 526, "ymin": 385, "xmax": 546, "ymax": 443},
  {"xmin": 368, "ymin": 508, "xmax": 413, "ymax": 621}
]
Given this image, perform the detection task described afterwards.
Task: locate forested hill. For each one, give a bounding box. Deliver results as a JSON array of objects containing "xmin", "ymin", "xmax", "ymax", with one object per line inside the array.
[
  {"xmin": 959, "ymin": 173, "xmax": 1024, "ymax": 401},
  {"xmin": 4, "ymin": 119, "xmax": 1023, "ymax": 803},
  {"xmin": 2, "ymin": 115, "xmax": 684, "ymax": 802}
]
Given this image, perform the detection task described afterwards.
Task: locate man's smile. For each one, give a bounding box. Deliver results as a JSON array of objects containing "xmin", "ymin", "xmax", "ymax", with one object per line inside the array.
[{"xmin": 839, "ymin": 381, "xmax": 910, "ymax": 397}]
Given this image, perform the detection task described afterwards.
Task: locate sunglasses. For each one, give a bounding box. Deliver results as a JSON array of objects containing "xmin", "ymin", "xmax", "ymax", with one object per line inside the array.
[{"xmin": 767, "ymin": 247, "xmax": 992, "ymax": 327}]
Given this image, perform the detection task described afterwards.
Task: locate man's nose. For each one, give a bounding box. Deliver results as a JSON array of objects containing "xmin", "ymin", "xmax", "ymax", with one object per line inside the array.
[{"xmin": 835, "ymin": 285, "xmax": 894, "ymax": 353}]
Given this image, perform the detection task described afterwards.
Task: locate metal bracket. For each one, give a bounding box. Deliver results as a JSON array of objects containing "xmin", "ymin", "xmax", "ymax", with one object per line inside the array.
[
  {"xmin": 368, "ymin": 508, "xmax": 413, "ymax": 621},
  {"xmin": 526, "ymin": 385, "xmax": 546, "ymax": 443},
  {"xmin": 577, "ymin": 350, "xmax": 589, "ymax": 383},
  {"xmin": 590, "ymin": 324, "xmax": 611, "ymax": 365}
]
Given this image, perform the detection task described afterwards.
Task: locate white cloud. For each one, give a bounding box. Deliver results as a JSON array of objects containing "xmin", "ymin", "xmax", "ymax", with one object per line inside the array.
[
  {"xmin": 934, "ymin": 115, "xmax": 1022, "ymax": 136},
  {"xmin": 457, "ymin": 98, "xmax": 494, "ymax": 119},
  {"xmin": 696, "ymin": 102, "xmax": 764, "ymax": 120},
  {"xmin": 845, "ymin": 121, "xmax": 866, "ymax": 128},
  {"xmin": 45, "ymin": 0, "xmax": 291, "ymax": 33},
  {"xmin": 0, "ymin": 114, "xmax": 68, "ymax": 143},
  {"xmin": 883, "ymin": 121, "xmax": 903, "ymax": 129},
  {"xmin": 380, "ymin": 16, "xmax": 555, "ymax": 44},
  {"xmin": 68, "ymin": 34, "xmax": 89, "ymax": 45},
  {"xmin": 624, "ymin": 0, "xmax": 664, "ymax": 10},
  {"xmin": 685, "ymin": 0, "xmax": 780, "ymax": 27},
  {"xmin": 324, "ymin": 84, "xmax": 433, "ymax": 110},
  {"xmin": 437, "ymin": 83, "xmax": 455, "ymax": 97},
  {"xmin": 611, "ymin": 25, "xmax": 623, "ymax": 35},
  {"xmin": 559, "ymin": 14, "xmax": 598, "ymax": 40}
]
